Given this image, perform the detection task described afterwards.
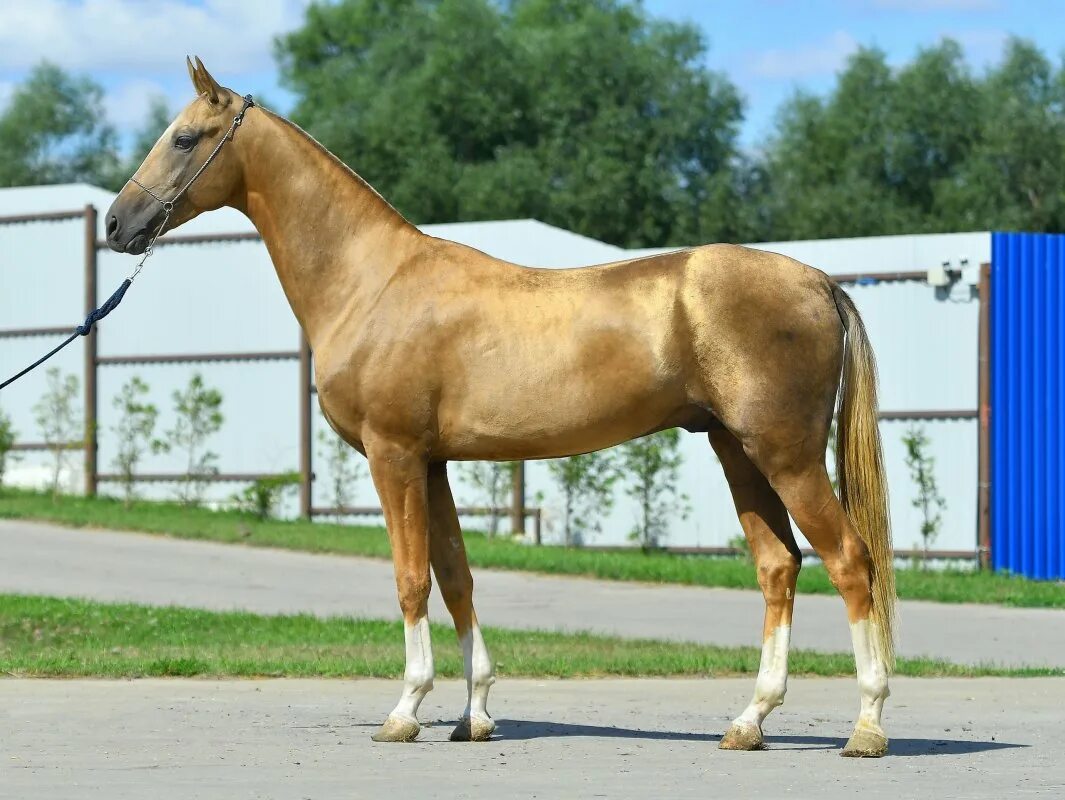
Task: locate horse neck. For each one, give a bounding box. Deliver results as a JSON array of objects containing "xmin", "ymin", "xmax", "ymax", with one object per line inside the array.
[{"xmin": 233, "ymin": 109, "xmax": 420, "ymax": 347}]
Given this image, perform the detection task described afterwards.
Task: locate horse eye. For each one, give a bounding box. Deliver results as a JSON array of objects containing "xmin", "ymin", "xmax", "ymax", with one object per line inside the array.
[{"xmin": 174, "ymin": 134, "xmax": 196, "ymax": 151}]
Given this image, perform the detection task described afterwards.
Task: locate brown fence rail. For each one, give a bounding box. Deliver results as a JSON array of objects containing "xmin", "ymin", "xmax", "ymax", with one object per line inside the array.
[{"xmin": 1, "ymin": 205, "xmax": 992, "ymax": 561}]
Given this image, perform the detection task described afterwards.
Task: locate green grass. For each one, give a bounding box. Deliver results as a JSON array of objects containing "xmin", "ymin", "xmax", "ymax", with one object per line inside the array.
[
  {"xmin": 0, "ymin": 594, "xmax": 1052, "ymax": 679},
  {"xmin": 2, "ymin": 488, "xmax": 1064, "ymax": 609}
]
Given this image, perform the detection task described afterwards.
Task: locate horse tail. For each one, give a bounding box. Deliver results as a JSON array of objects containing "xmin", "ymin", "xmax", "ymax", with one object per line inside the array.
[{"xmin": 832, "ymin": 284, "xmax": 897, "ymax": 672}]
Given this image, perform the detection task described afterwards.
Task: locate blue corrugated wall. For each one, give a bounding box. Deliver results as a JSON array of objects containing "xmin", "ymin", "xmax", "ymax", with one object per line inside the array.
[{"xmin": 992, "ymin": 232, "xmax": 1064, "ymax": 579}]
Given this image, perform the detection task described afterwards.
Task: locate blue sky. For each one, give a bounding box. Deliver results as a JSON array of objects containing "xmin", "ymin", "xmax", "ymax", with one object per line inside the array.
[{"xmin": 0, "ymin": 0, "xmax": 1060, "ymax": 150}]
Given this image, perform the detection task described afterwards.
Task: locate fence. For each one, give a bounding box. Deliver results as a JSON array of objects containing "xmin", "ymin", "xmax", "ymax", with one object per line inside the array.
[{"xmin": 1, "ymin": 205, "xmax": 992, "ymax": 562}]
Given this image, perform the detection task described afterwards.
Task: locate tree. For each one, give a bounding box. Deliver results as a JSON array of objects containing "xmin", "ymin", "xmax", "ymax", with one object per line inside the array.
[
  {"xmin": 275, "ymin": 0, "xmax": 748, "ymax": 247},
  {"xmin": 902, "ymin": 424, "xmax": 945, "ymax": 562},
  {"xmin": 0, "ymin": 406, "xmax": 17, "ymax": 490},
  {"xmin": 110, "ymin": 376, "xmax": 160, "ymax": 507},
  {"xmin": 160, "ymin": 373, "xmax": 224, "ymax": 506},
  {"xmin": 0, "ymin": 62, "xmax": 121, "ymax": 190},
  {"xmin": 318, "ymin": 427, "xmax": 365, "ymax": 520},
  {"xmin": 547, "ymin": 450, "xmax": 618, "ymax": 545},
  {"xmin": 32, "ymin": 367, "xmax": 81, "ymax": 498},
  {"xmin": 619, "ymin": 429, "xmax": 688, "ymax": 549},
  {"xmin": 460, "ymin": 460, "xmax": 516, "ymax": 538}
]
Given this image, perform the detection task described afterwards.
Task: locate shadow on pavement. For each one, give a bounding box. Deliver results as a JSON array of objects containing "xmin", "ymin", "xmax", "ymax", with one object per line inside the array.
[{"xmin": 493, "ymin": 719, "xmax": 1026, "ymax": 755}]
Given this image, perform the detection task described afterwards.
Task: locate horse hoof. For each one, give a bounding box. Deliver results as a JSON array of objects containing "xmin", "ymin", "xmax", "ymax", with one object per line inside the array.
[
  {"xmin": 450, "ymin": 714, "xmax": 496, "ymax": 742},
  {"xmin": 371, "ymin": 714, "xmax": 421, "ymax": 743},
  {"xmin": 719, "ymin": 722, "xmax": 765, "ymax": 751},
  {"xmin": 841, "ymin": 727, "xmax": 888, "ymax": 758}
]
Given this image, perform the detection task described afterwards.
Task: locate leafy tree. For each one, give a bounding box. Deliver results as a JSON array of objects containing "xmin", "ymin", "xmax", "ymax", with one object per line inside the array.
[
  {"xmin": 0, "ymin": 406, "xmax": 18, "ymax": 490},
  {"xmin": 160, "ymin": 373, "xmax": 224, "ymax": 506},
  {"xmin": 460, "ymin": 460, "xmax": 516, "ymax": 538},
  {"xmin": 276, "ymin": 0, "xmax": 748, "ymax": 247},
  {"xmin": 110, "ymin": 376, "xmax": 160, "ymax": 507},
  {"xmin": 619, "ymin": 428, "xmax": 688, "ymax": 549},
  {"xmin": 0, "ymin": 62, "xmax": 121, "ymax": 189},
  {"xmin": 547, "ymin": 450, "xmax": 618, "ymax": 545},
  {"xmin": 318, "ymin": 427, "xmax": 365, "ymax": 519},
  {"xmin": 902, "ymin": 424, "xmax": 945, "ymax": 562},
  {"xmin": 32, "ymin": 367, "xmax": 81, "ymax": 498}
]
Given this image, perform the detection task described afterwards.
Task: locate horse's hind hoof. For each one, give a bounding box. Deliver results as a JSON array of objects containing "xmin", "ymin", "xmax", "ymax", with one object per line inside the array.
[
  {"xmin": 719, "ymin": 722, "xmax": 765, "ymax": 751},
  {"xmin": 371, "ymin": 714, "xmax": 420, "ymax": 743},
  {"xmin": 841, "ymin": 727, "xmax": 888, "ymax": 758},
  {"xmin": 450, "ymin": 714, "xmax": 496, "ymax": 742}
]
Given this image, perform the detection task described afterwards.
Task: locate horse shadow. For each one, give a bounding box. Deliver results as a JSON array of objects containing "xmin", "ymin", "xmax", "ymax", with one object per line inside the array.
[{"xmin": 485, "ymin": 719, "xmax": 1026, "ymax": 756}]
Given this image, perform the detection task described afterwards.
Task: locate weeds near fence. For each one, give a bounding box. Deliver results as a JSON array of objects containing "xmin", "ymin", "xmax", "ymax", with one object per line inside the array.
[
  {"xmin": 903, "ymin": 423, "xmax": 946, "ymax": 562},
  {"xmin": 32, "ymin": 367, "xmax": 81, "ymax": 498},
  {"xmin": 110, "ymin": 376, "xmax": 160, "ymax": 508},
  {"xmin": 159, "ymin": 373, "xmax": 223, "ymax": 506},
  {"xmin": 317, "ymin": 427, "xmax": 364, "ymax": 519},
  {"xmin": 0, "ymin": 405, "xmax": 17, "ymax": 490},
  {"xmin": 233, "ymin": 472, "xmax": 300, "ymax": 520}
]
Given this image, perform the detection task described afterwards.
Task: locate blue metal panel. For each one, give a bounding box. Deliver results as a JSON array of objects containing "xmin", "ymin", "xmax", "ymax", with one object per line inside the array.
[{"xmin": 991, "ymin": 232, "xmax": 1065, "ymax": 579}]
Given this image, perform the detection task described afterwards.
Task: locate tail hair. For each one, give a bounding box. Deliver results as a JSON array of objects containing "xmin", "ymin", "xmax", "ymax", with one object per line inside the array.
[{"xmin": 832, "ymin": 285, "xmax": 897, "ymax": 672}]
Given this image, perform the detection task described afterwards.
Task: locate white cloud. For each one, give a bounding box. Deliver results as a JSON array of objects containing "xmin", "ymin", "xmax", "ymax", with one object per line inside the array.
[
  {"xmin": 870, "ymin": 0, "xmax": 998, "ymax": 10},
  {"xmin": 102, "ymin": 77, "xmax": 170, "ymax": 129},
  {"xmin": 0, "ymin": 0, "xmax": 310, "ymax": 75},
  {"xmin": 751, "ymin": 31, "xmax": 860, "ymax": 80}
]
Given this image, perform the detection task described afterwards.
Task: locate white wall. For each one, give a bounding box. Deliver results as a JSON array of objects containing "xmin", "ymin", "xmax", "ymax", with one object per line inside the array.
[{"xmin": 0, "ymin": 185, "xmax": 987, "ymax": 554}]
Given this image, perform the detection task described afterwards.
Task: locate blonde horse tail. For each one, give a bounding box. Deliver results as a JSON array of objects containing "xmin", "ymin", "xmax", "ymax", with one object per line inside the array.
[{"xmin": 832, "ymin": 285, "xmax": 897, "ymax": 672}]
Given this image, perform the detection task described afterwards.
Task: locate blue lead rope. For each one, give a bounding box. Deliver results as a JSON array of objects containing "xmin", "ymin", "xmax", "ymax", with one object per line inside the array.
[{"xmin": 0, "ymin": 278, "xmax": 132, "ymax": 391}]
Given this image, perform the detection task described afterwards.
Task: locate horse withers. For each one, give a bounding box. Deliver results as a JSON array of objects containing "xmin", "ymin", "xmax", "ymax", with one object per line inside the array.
[{"xmin": 105, "ymin": 57, "xmax": 896, "ymax": 757}]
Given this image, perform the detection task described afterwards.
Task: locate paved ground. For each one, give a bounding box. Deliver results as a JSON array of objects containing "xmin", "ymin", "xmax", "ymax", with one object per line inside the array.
[
  {"xmin": 2, "ymin": 519, "xmax": 1064, "ymax": 667},
  {"xmin": 2, "ymin": 677, "xmax": 1062, "ymax": 799}
]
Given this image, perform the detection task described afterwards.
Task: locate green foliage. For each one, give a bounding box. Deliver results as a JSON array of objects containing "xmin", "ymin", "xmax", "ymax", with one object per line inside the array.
[
  {"xmin": 726, "ymin": 532, "xmax": 752, "ymax": 563},
  {"xmin": 110, "ymin": 376, "xmax": 160, "ymax": 508},
  {"xmin": 459, "ymin": 460, "xmax": 517, "ymax": 538},
  {"xmin": 902, "ymin": 423, "xmax": 946, "ymax": 560},
  {"xmin": 547, "ymin": 450, "xmax": 618, "ymax": 545},
  {"xmin": 317, "ymin": 427, "xmax": 365, "ymax": 519},
  {"xmin": 160, "ymin": 373, "xmax": 224, "ymax": 506},
  {"xmin": 0, "ymin": 406, "xmax": 18, "ymax": 490},
  {"xmin": 276, "ymin": 0, "xmax": 750, "ymax": 247},
  {"xmin": 619, "ymin": 429, "xmax": 689, "ymax": 549},
  {"xmin": 234, "ymin": 472, "xmax": 300, "ymax": 521},
  {"xmin": 32, "ymin": 367, "xmax": 81, "ymax": 498}
]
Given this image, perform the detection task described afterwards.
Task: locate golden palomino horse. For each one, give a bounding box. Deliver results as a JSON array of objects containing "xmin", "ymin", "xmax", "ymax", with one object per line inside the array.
[{"xmin": 105, "ymin": 58, "xmax": 896, "ymax": 757}]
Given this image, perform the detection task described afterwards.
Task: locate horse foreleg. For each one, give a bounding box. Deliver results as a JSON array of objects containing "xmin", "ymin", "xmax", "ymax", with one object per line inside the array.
[
  {"xmin": 427, "ymin": 462, "xmax": 496, "ymax": 741},
  {"xmin": 366, "ymin": 437, "xmax": 434, "ymax": 743},
  {"xmin": 710, "ymin": 429, "xmax": 801, "ymax": 751}
]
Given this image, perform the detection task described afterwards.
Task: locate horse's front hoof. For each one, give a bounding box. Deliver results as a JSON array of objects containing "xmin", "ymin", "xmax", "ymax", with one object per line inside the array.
[
  {"xmin": 450, "ymin": 714, "xmax": 496, "ymax": 742},
  {"xmin": 719, "ymin": 721, "xmax": 765, "ymax": 751},
  {"xmin": 841, "ymin": 726, "xmax": 888, "ymax": 758},
  {"xmin": 371, "ymin": 714, "xmax": 421, "ymax": 743}
]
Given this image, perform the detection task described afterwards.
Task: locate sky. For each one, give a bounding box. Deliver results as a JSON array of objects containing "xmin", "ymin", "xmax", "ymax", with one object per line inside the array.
[{"xmin": 0, "ymin": 0, "xmax": 1061, "ymax": 151}]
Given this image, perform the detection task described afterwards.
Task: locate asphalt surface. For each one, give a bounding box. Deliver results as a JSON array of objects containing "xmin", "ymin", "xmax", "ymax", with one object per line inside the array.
[
  {"xmin": 1, "ymin": 519, "xmax": 1064, "ymax": 667},
  {"xmin": 2, "ymin": 677, "xmax": 1062, "ymax": 799}
]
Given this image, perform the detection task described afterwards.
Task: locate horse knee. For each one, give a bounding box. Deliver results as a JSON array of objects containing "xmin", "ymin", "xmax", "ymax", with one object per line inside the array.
[
  {"xmin": 757, "ymin": 554, "xmax": 801, "ymax": 606},
  {"xmin": 397, "ymin": 572, "xmax": 432, "ymax": 620}
]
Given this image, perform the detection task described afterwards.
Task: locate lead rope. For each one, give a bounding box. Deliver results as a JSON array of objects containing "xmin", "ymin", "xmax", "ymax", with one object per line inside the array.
[{"xmin": 0, "ymin": 95, "xmax": 254, "ymax": 392}]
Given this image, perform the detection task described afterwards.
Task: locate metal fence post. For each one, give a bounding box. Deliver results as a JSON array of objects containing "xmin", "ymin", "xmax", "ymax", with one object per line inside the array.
[
  {"xmin": 83, "ymin": 205, "xmax": 98, "ymax": 496},
  {"xmin": 298, "ymin": 332, "xmax": 313, "ymax": 518},
  {"xmin": 977, "ymin": 261, "xmax": 992, "ymax": 570}
]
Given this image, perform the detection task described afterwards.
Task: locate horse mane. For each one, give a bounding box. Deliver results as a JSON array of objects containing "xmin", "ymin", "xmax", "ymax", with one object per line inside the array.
[{"xmin": 259, "ymin": 105, "xmax": 411, "ymax": 224}]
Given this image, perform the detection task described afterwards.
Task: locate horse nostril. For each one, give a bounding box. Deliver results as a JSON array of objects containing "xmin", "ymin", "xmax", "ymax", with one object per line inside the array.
[{"xmin": 107, "ymin": 215, "xmax": 120, "ymax": 239}]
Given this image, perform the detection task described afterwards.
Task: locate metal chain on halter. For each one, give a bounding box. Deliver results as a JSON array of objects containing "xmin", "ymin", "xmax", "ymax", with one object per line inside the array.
[{"xmin": 0, "ymin": 94, "xmax": 256, "ymax": 392}]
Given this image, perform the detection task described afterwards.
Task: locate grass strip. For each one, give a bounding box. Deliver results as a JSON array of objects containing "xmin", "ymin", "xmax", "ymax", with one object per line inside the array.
[
  {"xmin": 0, "ymin": 594, "xmax": 1055, "ymax": 679},
  {"xmin": 2, "ymin": 489, "xmax": 1064, "ymax": 609}
]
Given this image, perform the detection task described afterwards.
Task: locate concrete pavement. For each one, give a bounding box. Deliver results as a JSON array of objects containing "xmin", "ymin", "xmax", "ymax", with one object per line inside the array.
[
  {"xmin": 2, "ymin": 677, "xmax": 1062, "ymax": 799},
  {"xmin": 1, "ymin": 519, "xmax": 1063, "ymax": 667}
]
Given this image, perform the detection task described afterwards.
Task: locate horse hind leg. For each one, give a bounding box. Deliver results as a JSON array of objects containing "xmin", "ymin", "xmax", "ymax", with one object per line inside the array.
[
  {"xmin": 427, "ymin": 462, "xmax": 497, "ymax": 742},
  {"xmin": 709, "ymin": 428, "xmax": 801, "ymax": 751}
]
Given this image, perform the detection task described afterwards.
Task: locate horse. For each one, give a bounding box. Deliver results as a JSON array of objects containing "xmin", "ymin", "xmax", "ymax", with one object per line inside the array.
[{"xmin": 105, "ymin": 57, "xmax": 897, "ymax": 757}]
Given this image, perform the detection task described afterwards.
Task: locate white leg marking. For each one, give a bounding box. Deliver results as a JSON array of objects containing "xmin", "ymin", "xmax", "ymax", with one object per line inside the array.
[
  {"xmin": 734, "ymin": 624, "xmax": 791, "ymax": 731},
  {"xmin": 390, "ymin": 616, "xmax": 435, "ymax": 722},
  {"xmin": 850, "ymin": 619, "xmax": 889, "ymax": 732},
  {"xmin": 461, "ymin": 622, "xmax": 496, "ymax": 722}
]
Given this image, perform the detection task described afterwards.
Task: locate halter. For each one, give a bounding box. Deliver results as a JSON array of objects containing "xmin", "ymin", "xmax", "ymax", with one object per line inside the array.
[
  {"xmin": 125, "ymin": 93, "xmax": 256, "ymax": 280},
  {"xmin": 0, "ymin": 93, "xmax": 256, "ymax": 392}
]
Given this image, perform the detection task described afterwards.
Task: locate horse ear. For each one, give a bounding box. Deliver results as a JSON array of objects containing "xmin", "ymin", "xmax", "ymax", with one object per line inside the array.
[{"xmin": 187, "ymin": 55, "xmax": 222, "ymax": 105}]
